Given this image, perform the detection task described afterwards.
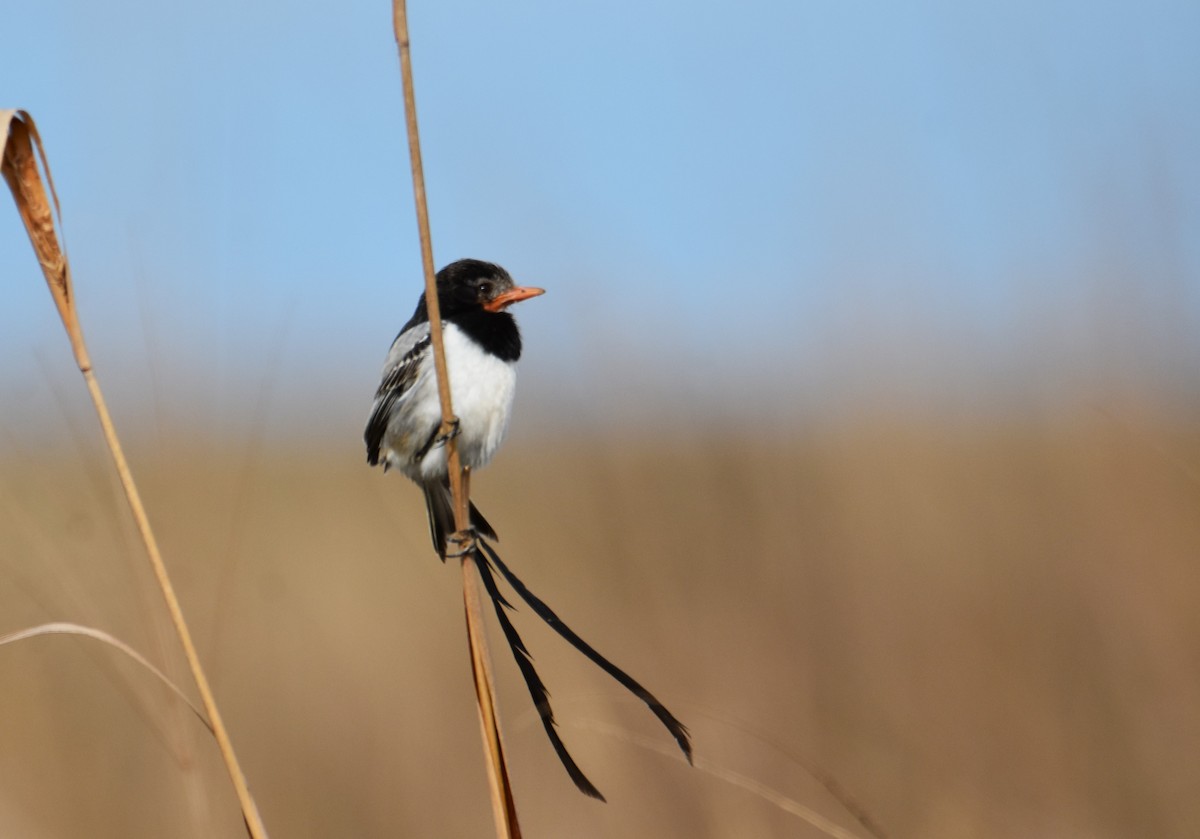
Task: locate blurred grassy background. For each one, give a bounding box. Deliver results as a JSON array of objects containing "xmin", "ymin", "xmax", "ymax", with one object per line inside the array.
[
  {"xmin": 1, "ymin": 395, "xmax": 1198, "ymax": 837},
  {"xmin": 3, "ymin": 1, "xmax": 1199, "ymax": 834}
]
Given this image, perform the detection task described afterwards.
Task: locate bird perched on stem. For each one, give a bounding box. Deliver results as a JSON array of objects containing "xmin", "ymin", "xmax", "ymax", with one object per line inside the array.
[
  {"xmin": 365, "ymin": 258, "xmax": 543, "ymax": 557},
  {"xmin": 365, "ymin": 258, "xmax": 692, "ymax": 800}
]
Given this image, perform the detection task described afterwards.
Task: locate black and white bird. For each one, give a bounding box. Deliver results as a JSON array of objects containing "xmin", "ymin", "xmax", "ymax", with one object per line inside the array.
[
  {"xmin": 365, "ymin": 258, "xmax": 692, "ymax": 800},
  {"xmin": 364, "ymin": 258, "xmax": 543, "ymax": 557}
]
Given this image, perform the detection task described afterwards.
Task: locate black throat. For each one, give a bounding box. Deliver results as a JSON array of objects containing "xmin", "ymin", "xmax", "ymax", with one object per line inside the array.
[
  {"xmin": 449, "ymin": 308, "xmax": 523, "ymax": 362},
  {"xmin": 403, "ymin": 295, "xmax": 524, "ymax": 363}
]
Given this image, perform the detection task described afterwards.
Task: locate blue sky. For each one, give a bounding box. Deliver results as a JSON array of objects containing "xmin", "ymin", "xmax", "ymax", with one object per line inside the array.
[{"xmin": 2, "ymin": 1, "xmax": 1198, "ymax": 435}]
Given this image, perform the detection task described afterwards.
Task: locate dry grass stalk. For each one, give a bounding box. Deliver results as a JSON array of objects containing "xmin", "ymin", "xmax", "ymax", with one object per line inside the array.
[
  {"xmin": 0, "ymin": 622, "xmax": 212, "ymax": 733},
  {"xmin": 389, "ymin": 5, "xmax": 522, "ymax": 837},
  {"xmin": 579, "ymin": 719, "xmax": 869, "ymax": 839},
  {"xmin": 1, "ymin": 109, "xmax": 269, "ymax": 839}
]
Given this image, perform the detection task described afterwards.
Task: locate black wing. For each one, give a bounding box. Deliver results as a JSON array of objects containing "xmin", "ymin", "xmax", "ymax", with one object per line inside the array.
[{"xmin": 364, "ymin": 327, "xmax": 432, "ymax": 466}]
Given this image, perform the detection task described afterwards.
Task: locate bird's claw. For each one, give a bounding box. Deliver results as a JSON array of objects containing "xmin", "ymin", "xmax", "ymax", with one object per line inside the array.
[
  {"xmin": 444, "ymin": 527, "xmax": 479, "ymax": 559},
  {"xmin": 434, "ymin": 418, "xmax": 461, "ymax": 448}
]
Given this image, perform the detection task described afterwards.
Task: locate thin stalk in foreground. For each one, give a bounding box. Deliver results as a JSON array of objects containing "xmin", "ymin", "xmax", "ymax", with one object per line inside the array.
[
  {"xmin": 389, "ymin": 6, "xmax": 522, "ymax": 838},
  {"xmin": 2, "ymin": 109, "xmax": 268, "ymax": 839}
]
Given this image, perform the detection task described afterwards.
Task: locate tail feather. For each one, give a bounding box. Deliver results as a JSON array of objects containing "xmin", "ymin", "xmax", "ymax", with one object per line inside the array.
[
  {"xmin": 469, "ymin": 499, "xmax": 497, "ymax": 542},
  {"xmin": 422, "ymin": 480, "xmax": 498, "ymax": 560},
  {"xmin": 474, "ymin": 553, "xmax": 606, "ymax": 800},
  {"xmin": 478, "ymin": 540, "xmax": 693, "ymax": 764}
]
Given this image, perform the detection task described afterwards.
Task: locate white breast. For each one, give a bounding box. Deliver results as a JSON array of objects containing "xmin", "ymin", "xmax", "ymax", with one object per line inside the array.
[{"xmin": 414, "ymin": 323, "xmax": 517, "ymax": 480}]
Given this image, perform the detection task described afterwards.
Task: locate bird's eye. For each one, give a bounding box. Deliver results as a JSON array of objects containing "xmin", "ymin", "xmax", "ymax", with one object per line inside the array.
[{"xmin": 478, "ymin": 281, "xmax": 493, "ymax": 296}]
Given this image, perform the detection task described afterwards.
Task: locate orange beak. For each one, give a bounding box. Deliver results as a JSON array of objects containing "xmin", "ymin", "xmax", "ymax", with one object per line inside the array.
[{"xmin": 483, "ymin": 285, "xmax": 545, "ymax": 313}]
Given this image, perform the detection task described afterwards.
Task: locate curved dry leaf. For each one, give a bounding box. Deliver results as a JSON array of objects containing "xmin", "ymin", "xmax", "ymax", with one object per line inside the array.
[
  {"xmin": 0, "ymin": 621, "xmax": 213, "ymax": 735},
  {"xmin": 1, "ymin": 111, "xmax": 78, "ymax": 336}
]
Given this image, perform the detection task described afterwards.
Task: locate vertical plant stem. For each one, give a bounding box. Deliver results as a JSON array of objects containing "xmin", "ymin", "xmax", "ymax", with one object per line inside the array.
[
  {"xmin": 2, "ymin": 109, "xmax": 268, "ymax": 839},
  {"xmin": 390, "ymin": 5, "xmax": 521, "ymax": 838},
  {"xmin": 80, "ymin": 371, "xmax": 269, "ymax": 839}
]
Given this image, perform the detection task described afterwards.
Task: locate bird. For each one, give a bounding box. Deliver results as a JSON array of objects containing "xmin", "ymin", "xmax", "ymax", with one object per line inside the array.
[
  {"xmin": 365, "ymin": 258, "xmax": 692, "ymax": 800},
  {"xmin": 364, "ymin": 258, "xmax": 544, "ymax": 558}
]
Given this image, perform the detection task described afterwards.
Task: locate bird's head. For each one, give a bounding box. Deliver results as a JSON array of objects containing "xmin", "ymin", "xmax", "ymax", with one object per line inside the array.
[{"xmin": 436, "ymin": 259, "xmax": 544, "ymax": 316}]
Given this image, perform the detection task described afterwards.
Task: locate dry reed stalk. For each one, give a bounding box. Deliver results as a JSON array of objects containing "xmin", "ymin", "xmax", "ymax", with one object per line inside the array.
[
  {"xmin": 389, "ymin": 6, "xmax": 522, "ymax": 838},
  {"xmin": 1, "ymin": 109, "xmax": 269, "ymax": 839},
  {"xmin": 577, "ymin": 720, "xmax": 873, "ymax": 839},
  {"xmin": 0, "ymin": 622, "xmax": 212, "ymax": 732}
]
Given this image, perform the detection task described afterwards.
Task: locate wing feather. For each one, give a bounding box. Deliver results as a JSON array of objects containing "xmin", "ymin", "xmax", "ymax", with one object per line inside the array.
[{"xmin": 364, "ymin": 324, "xmax": 432, "ymax": 465}]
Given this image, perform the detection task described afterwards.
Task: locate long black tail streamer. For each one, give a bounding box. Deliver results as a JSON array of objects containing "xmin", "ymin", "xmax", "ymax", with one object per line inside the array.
[
  {"xmin": 475, "ymin": 540, "xmax": 693, "ymax": 771},
  {"xmin": 473, "ymin": 553, "xmax": 606, "ymax": 801}
]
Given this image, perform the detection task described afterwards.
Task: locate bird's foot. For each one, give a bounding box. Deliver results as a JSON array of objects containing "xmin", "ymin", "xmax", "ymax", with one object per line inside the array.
[
  {"xmin": 444, "ymin": 527, "xmax": 480, "ymax": 559},
  {"xmin": 434, "ymin": 417, "xmax": 461, "ymax": 448}
]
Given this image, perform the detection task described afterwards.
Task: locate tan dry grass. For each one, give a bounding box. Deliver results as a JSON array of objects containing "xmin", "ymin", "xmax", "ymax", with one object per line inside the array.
[
  {"xmin": 3, "ymin": 108, "xmax": 266, "ymax": 837},
  {"xmin": 1, "ymin": 413, "xmax": 1197, "ymax": 837}
]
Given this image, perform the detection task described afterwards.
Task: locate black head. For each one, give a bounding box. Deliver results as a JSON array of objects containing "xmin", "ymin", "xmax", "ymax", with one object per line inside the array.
[
  {"xmin": 436, "ymin": 259, "xmax": 518, "ymax": 317},
  {"xmin": 416, "ymin": 258, "xmax": 543, "ymax": 320},
  {"xmin": 400, "ymin": 259, "xmax": 543, "ymax": 362}
]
